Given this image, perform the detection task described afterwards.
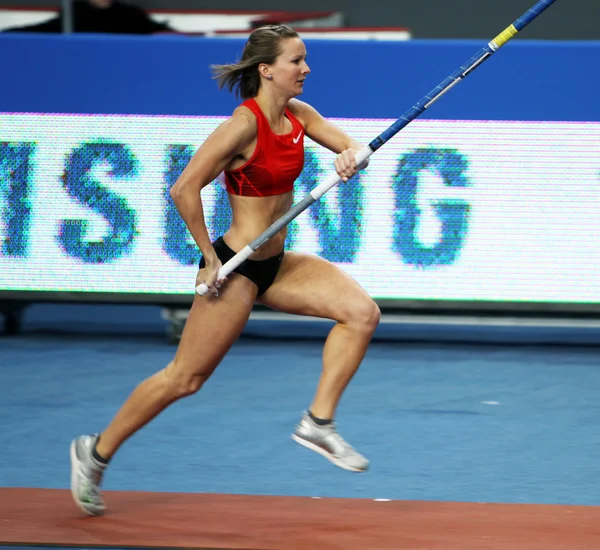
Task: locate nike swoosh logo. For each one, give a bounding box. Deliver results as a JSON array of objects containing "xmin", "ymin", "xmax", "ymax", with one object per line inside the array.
[{"xmin": 293, "ymin": 131, "xmax": 303, "ymax": 144}]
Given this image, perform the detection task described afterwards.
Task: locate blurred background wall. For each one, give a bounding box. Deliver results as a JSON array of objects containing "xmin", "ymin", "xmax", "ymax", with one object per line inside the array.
[{"xmin": 1, "ymin": 0, "xmax": 599, "ymax": 39}]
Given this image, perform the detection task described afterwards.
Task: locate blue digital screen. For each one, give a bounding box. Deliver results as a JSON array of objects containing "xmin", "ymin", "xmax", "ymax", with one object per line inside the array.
[{"xmin": 2, "ymin": 113, "xmax": 599, "ymax": 303}]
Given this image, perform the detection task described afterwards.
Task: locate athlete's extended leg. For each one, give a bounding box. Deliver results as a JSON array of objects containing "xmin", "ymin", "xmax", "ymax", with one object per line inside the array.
[{"xmin": 70, "ymin": 275, "xmax": 258, "ymax": 515}]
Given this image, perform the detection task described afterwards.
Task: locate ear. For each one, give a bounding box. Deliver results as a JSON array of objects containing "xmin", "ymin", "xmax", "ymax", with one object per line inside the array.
[{"xmin": 258, "ymin": 63, "xmax": 272, "ymax": 80}]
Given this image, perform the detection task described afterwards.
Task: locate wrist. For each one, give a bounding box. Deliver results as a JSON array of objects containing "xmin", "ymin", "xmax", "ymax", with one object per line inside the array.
[{"xmin": 202, "ymin": 251, "xmax": 219, "ymax": 266}]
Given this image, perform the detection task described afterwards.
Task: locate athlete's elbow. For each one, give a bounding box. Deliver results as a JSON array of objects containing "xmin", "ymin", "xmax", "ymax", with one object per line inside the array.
[
  {"xmin": 170, "ymin": 178, "xmax": 196, "ymax": 203},
  {"xmin": 170, "ymin": 181, "xmax": 182, "ymax": 201}
]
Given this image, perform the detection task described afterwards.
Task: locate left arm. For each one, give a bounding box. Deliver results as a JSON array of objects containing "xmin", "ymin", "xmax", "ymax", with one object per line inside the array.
[{"xmin": 290, "ymin": 99, "xmax": 369, "ymax": 181}]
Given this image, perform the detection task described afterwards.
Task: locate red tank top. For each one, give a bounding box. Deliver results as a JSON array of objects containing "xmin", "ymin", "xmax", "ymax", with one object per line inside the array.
[{"xmin": 218, "ymin": 98, "xmax": 305, "ymax": 197}]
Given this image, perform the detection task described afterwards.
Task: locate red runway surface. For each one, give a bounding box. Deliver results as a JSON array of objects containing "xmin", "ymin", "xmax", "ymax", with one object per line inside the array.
[{"xmin": 1, "ymin": 488, "xmax": 599, "ymax": 549}]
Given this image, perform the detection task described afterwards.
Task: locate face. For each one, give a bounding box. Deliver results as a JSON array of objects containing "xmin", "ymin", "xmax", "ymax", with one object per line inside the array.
[{"xmin": 266, "ymin": 37, "xmax": 311, "ymax": 97}]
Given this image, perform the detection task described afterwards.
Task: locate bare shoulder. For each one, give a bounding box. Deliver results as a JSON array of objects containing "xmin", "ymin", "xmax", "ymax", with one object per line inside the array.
[
  {"xmin": 202, "ymin": 105, "xmax": 257, "ymax": 155},
  {"xmin": 232, "ymin": 104, "xmax": 257, "ymax": 124},
  {"xmin": 288, "ymin": 98, "xmax": 320, "ymax": 126},
  {"xmin": 225, "ymin": 105, "xmax": 258, "ymax": 137}
]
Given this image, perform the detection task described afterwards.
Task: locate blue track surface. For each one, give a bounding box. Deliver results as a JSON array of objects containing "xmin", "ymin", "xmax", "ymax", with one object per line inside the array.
[{"xmin": 2, "ymin": 304, "xmax": 600, "ymax": 507}]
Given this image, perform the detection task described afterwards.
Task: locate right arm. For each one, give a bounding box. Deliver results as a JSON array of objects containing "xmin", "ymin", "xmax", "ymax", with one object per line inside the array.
[{"xmin": 169, "ymin": 110, "xmax": 256, "ymax": 264}]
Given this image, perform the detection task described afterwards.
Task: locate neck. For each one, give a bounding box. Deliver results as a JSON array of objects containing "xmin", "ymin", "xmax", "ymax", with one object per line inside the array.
[{"xmin": 253, "ymin": 90, "xmax": 291, "ymax": 126}]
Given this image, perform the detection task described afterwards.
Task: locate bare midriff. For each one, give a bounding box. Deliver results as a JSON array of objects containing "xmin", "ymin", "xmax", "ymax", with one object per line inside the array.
[{"xmin": 223, "ymin": 190, "xmax": 294, "ymax": 259}]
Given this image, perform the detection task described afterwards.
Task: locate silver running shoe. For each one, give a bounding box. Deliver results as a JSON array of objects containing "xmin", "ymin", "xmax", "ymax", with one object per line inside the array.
[
  {"xmin": 70, "ymin": 434, "xmax": 107, "ymax": 516},
  {"xmin": 291, "ymin": 412, "xmax": 369, "ymax": 472}
]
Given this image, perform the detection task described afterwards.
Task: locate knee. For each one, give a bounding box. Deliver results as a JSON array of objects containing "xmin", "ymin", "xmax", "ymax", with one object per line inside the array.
[
  {"xmin": 163, "ymin": 361, "xmax": 210, "ymax": 399},
  {"xmin": 347, "ymin": 297, "xmax": 381, "ymax": 333}
]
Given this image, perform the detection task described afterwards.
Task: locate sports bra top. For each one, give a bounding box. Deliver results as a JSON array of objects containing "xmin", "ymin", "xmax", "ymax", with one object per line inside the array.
[{"xmin": 218, "ymin": 98, "xmax": 305, "ymax": 197}]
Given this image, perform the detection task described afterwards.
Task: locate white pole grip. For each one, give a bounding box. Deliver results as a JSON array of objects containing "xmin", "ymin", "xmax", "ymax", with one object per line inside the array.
[{"xmin": 195, "ymin": 245, "xmax": 254, "ymax": 296}]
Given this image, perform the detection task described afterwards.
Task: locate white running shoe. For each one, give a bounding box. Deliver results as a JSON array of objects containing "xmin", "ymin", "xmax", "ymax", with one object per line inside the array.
[
  {"xmin": 70, "ymin": 434, "xmax": 107, "ymax": 516},
  {"xmin": 292, "ymin": 412, "xmax": 369, "ymax": 472}
]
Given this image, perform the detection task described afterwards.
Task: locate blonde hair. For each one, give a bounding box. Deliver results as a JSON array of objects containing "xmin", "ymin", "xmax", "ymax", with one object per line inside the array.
[{"xmin": 212, "ymin": 25, "xmax": 299, "ymax": 99}]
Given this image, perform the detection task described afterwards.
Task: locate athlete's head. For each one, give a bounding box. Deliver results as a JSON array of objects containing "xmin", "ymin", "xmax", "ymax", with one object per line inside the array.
[{"xmin": 213, "ymin": 25, "xmax": 310, "ymax": 99}]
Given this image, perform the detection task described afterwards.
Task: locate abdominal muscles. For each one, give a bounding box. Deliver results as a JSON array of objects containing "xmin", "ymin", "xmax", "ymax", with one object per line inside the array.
[{"xmin": 223, "ymin": 191, "xmax": 294, "ymax": 259}]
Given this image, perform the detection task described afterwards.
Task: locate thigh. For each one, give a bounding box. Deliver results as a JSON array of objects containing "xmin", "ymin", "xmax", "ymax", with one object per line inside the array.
[
  {"xmin": 172, "ymin": 273, "xmax": 258, "ymax": 376},
  {"xmin": 257, "ymin": 251, "xmax": 372, "ymax": 322}
]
